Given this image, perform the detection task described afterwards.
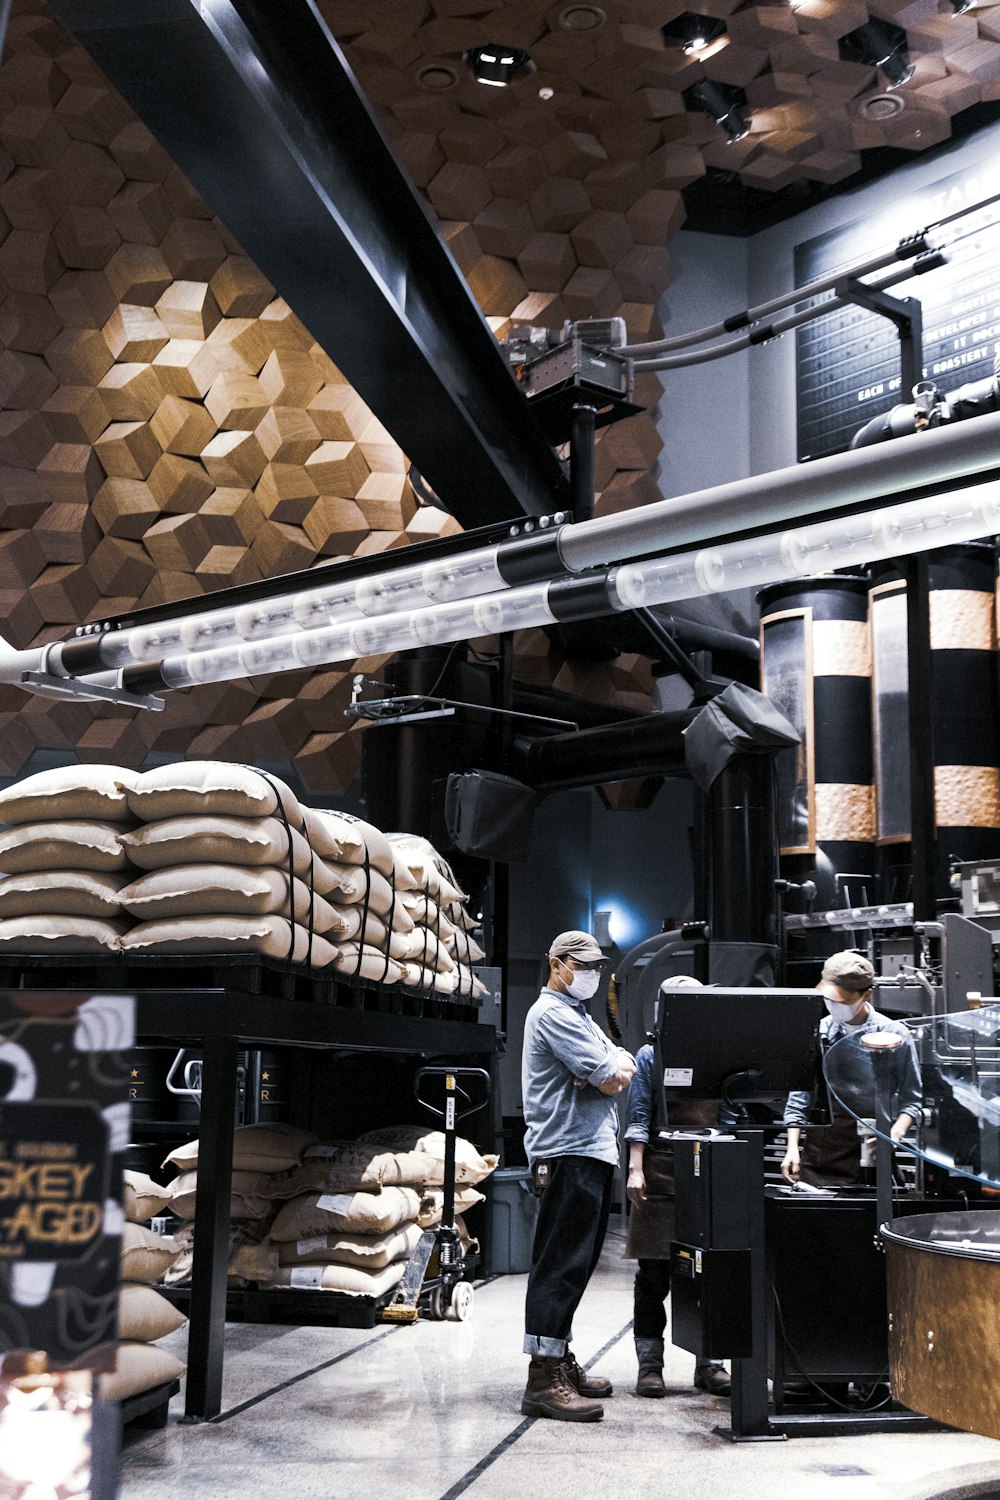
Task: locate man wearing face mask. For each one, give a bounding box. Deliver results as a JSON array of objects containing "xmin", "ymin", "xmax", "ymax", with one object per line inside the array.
[
  {"xmin": 781, "ymin": 951, "xmax": 923, "ymax": 1188},
  {"xmin": 520, "ymin": 930, "xmax": 637, "ymax": 1422}
]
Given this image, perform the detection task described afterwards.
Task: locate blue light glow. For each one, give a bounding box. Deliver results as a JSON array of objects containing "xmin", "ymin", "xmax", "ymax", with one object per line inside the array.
[{"xmin": 592, "ymin": 902, "xmax": 645, "ymax": 949}]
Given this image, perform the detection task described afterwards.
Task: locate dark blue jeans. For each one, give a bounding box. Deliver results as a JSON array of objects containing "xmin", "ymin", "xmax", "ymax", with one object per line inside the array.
[
  {"xmin": 634, "ymin": 1256, "xmax": 671, "ymax": 1340},
  {"xmin": 523, "ymin": 1154, "xmax": 614, "ymax": 1358}
]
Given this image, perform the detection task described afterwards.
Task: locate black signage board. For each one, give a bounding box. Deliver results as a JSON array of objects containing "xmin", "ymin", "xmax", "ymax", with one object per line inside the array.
[
  {"xmin": 795, "ymin": 158, "xmax": 1000, "ymax": 462},
  {"xmin": 0, "ymin": 991, "xmax": 135, "ymax": 1372}
]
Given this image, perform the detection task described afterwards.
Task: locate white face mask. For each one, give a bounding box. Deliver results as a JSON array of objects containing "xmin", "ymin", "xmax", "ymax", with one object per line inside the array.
[
  {"xmin": 560, "ymin": 964, "xmax": 601, "ymax": 1002},
  {"xmin": 825, "ymin": 997, "xmax": 864, "ymax": 1024}
]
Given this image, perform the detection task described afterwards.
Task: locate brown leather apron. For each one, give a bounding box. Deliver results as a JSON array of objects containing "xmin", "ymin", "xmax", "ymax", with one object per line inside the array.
[
  {"xmin": 625, "ymin": 1099, "xmax": 720, "ymax": 1261},
  {"xmin": 799, "ymin": 1110, "xmax": 862, "ymax": 1187}
]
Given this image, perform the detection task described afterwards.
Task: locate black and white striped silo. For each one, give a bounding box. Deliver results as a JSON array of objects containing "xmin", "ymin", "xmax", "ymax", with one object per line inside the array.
[{"xmin": 759, "ymin": 576, "xmax": 876, "ymax": 966}]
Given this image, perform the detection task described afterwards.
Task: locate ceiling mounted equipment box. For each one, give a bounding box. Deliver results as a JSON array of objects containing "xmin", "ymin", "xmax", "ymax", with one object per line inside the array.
[{"xmin": 444, "ymin": 771, "xmax": 539, "ymax": 863}]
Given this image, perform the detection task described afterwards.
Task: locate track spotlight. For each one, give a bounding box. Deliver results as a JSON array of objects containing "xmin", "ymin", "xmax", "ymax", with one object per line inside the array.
[
  {"xmin": 464, "ymin": 44, "xmax": 534, "ymax": 87},
  {"xmin": 841, "ymin": 20, "xmax": 914, "ymax": 90},
  {"xmin": 687, "ymin": 79, "xmax": 751, "ymax": 142},
  {"xmin": 662, "ymin": 11, "xmax": 727, "ymax": 54}
]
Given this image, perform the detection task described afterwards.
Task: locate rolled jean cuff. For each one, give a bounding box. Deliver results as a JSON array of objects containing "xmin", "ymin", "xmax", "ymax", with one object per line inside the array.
[{"xmin": 523, "ymin": 1334, "xmax": 567, "ymax": 1357}]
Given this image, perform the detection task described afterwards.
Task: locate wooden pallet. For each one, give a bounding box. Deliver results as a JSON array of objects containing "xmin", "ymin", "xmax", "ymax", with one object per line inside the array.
[{"xmin": 120, "ymin": 1377, "xmax": 180, "ymax": 1432}]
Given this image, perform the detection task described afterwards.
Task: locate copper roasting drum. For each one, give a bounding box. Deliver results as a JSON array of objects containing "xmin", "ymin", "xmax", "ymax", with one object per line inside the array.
[{"xmin": 882, "ymin": 1211, "xmax": 1000, "ymax": 1440}]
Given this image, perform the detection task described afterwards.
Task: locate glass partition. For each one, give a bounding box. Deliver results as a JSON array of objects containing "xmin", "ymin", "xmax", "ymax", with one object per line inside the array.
[
  {"xmin": 822, "ymin": 1007, "xmax": 1000, "ymax": 1191},
  {"xmin": 869, "ymin": 580, "xmax": 910, "ymax": 844},
  {"xmin": 760, "ymin": 607, "xmax": 814, "ymax": 854}
]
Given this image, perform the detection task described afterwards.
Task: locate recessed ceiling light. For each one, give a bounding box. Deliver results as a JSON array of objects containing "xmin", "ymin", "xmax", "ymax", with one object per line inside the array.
[
  {"xmin": 859, "ymin": 92, "xmax": 906, "ymax": 121},
  {"xmin": 416, "ymin": 63, "xmax": 460, "ymax": 91},
  {"xmin": 558, "ymin": 5, "xmax": 607, "ymax": 30}
]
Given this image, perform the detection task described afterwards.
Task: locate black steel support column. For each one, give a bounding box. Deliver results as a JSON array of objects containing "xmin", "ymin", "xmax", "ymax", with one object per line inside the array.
[
  {"xmin": 707, "ymin": 755, "xmax": 780, "ymax": 949},
  {"xmin": 726, "ymin": 1132, "xmax": 776, "ymax": 1441},
  {"xmin": 48, "ymin": 0, "xmax": 567, "ymax": 526},
  {"xmin": 183, "ymin": 1036, "xmax": 239, "ymax": 1422},
  {"xmin": 490, "ymin": 632, "xmax": 513, "ymax": 1037},
  {"xmin": 569, "ymin": 402, "xmax": 598, "ymax": 523},
  {"xmin": 904, "ymin": 555, "xmax": 937, "ymax": 921},
  {"xmin": 837, "ymin": 278, "xmax": 925, "ymax": 401}
]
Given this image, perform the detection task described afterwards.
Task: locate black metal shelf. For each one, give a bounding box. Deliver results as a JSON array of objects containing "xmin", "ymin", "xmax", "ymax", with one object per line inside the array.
[
  {"xmin": 120, "ymin": 1378, "xmax": 180, "ymax": 1432},
  {"xmin": 4, "ymin": 957, "xmax": 497, "ymax": 1423},
  {"xmin": 0, "ymin": 951, "xmax": 485, "ymax": 1022},
  {"xmin": 159, "ymin": 1284, "xmax": 381, "ymax": 1330}
]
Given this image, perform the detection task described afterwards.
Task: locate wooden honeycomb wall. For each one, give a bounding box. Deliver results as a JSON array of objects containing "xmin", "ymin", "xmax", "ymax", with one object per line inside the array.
[
  {"xmin": 0, "ymin": 0, "xmax": 686, "ymax": 792},
  {"xmin": 0, "ymin": 0, "xmax": 474, "ymax": 790}
]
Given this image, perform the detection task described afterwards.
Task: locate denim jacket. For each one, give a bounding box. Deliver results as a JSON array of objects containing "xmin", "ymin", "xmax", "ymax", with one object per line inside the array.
[
  {"xmin": 623, "ymin": 1043, "xmax": 656, "ymax": 1144},
  {"xmin": 522, "ymin": 986, "xmax": 634, "ymax": 1167},
  {"xmin": 784, "ymin": 1008, "xmax": 923, "ymax": 1127}
]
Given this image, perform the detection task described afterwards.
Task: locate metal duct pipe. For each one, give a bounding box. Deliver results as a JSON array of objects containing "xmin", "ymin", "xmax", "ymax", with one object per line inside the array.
[
  {"xmin": 510, "ymin": 711, "xmax": 693, "ymax": 791},
  {"xmin": 706, "ymin": 754, "xmax": 780, "ymax": 949},
  {"xmin": 661, "ymin": 614, "xmax": 760, "ymax": 666},
  {"xmin": 558, "ymin": 408, "xmax": 1000, "ymax": 571},
  {"xmin": 7, "ymin": 419, "xmax": 1000, "ymax": 705}
]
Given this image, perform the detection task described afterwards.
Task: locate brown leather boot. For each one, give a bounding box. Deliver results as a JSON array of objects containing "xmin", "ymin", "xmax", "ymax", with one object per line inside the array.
[
  {"xmin": 636, "ymin": 1365, "xmax": 666, "ymax": 1398},
  {"xmin": 635, "ymin": 1336, "xmax": 666, "ymax": 1398},
  {"xmin": 564, "ymin": 1349, "xmax": 613, "ymax": 1398},
  {"xmin": 521, "ymin": 1356, "xmax": 605, "ymax": 1421}
]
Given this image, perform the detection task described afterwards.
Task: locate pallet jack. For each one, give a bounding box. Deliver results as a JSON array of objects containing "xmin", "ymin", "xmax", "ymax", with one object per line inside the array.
[{"xmin": 380, "ymin": 1065, "xmax": 491, "ymax": 1324}]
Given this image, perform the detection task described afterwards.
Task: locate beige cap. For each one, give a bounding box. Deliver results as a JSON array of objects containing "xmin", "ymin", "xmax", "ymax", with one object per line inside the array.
[
  {"xmin": 548, "ymin": 930, "xmax": 606, "ymax": 963},
  {"xmin": 821, "ymin": 950, "xmax": 875, "ymax": 992},
  {"xmin": 663, "ymin": 974, "xmax": 703, "ymax": 987}
]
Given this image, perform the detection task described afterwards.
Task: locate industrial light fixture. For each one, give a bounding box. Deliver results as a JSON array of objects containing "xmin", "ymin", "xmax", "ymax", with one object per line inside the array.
[
  {"xmin": 686, "ymin": 79, "xmax": 751, "ymax": 142},
  {"xmin": 841, "ymin": 20, "xmax": 914, "ymax": 90},
  {"xmin": 464, "ymin": 44, "xmax": 534, "ymax": 87}
]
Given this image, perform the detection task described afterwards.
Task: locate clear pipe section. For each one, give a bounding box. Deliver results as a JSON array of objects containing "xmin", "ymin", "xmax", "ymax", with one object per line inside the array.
[
  {"xmin": 5, "ymin": 407, "xmax": 1000, "ymax": 694},
  {"xmin": 59, "ymin": 546, "xmax": 508, "ymax": 671},
  {"xmin": 149, "ymin": 580, "xmax": 563, "ymax": 690},
  {"xmin": 615, "ymin": 480, "xmax": 1000, "ymax": 607},
  {"xmin": 69, "ymin": 479, "xmax": 1000, "ymax": 699}
]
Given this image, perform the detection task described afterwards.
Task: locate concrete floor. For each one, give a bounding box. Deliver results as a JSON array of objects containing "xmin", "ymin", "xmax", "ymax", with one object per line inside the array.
[{"xmin": 122, "ymin": 1229, "xmax": 1000, "ymax": 1500}]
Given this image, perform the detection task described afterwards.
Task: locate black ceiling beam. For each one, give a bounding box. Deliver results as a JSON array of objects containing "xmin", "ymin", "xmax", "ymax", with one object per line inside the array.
[{"xmin": 47, "ymin": 0, "xmax": 569, "ymax": 526}]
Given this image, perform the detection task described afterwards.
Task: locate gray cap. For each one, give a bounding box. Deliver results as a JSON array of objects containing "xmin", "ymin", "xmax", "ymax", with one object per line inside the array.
[
  {"xmin": 821, "ymin": 950, "xmax": 875, "ymax": 992},
  {"xmin": 548, "ymin": 930, "xmax": 606, "ymax": 963}
]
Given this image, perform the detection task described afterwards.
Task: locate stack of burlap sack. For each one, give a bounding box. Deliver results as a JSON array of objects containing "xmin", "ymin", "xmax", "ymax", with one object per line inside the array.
[
  {"xmin": 118, "ymin": 762, "xmax": 339, "ymax": 967},
  {"xmin": 159, "ymin": 1123, "xmax": 318, "ymax": 1287},
  {"xmin": 159, "ymin": 1122, "xmax": 498, "ymax": 1300},
  {"xmin": 0, "ymin": 762, "xmax": 487, "ymax": 996},
  {"xmin": 101, "ymin": 1170, "xmax": 188, "ymax": 1402},
  {"xmin": 389, "ymin": 834, "xmax": 488, "ymax": 1001},
  {"xmin": 0, "ymin": 764, "xmax": 137, "ymax": 956}
]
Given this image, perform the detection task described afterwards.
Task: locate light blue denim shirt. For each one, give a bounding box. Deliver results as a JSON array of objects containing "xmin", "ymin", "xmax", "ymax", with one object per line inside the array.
[
  {"xmin": 784, "ymin": 1007, "xmax": 923, "ymax": 1126},
  {"xmin": 624, "ymin": 1043, "xmax": 656, "ymax": 1144},
  {"xmin": 521, "ymin": 986, "xmax": 634, "ymax": 1167}
]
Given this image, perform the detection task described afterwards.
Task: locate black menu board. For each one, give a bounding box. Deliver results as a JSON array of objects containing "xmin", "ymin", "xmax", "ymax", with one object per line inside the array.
[
  {"xmin": 795, "ymin": 157, "xmax": 1000, "ymax": 462},
  {"xmin": 0, "ymin": 991, "xmax": 135, "ymax": 1371}
]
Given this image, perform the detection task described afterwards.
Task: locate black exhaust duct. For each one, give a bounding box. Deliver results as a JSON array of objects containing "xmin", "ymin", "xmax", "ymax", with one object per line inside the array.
[{"xmin": 510, "ymin": 712, "xmax": 694, "ymax": 791}]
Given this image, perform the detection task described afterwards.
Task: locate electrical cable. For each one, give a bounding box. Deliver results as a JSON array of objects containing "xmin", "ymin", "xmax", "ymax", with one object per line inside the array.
[
  {"xmin": 771, "ymin": 1282, "xmax": 893, "ymax": 1412},
  {"xmin": 618, "ymin": 234, "xmax": 933, "ymax": 356},
  {"xmin": 630, "ymin": 252, "xmax": 944, "ymax": 373},
  {"xmin": 618, "ymin": 187, "xmax": 1000, "ymax": 361}
]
